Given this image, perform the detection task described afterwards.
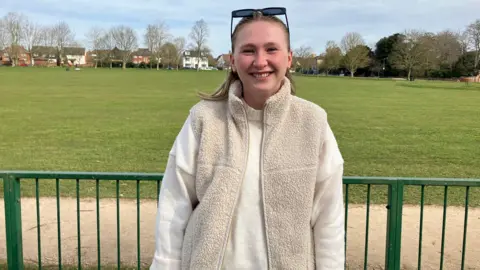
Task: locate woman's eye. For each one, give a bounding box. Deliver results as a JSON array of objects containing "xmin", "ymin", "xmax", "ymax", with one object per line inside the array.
[
  {"xmin": 242, "ymin": 49, "xmax": 254, "ymax": 53},
  {"xmin": 267, "ymin": 48, "xmax": 278, "ymax": 52}
]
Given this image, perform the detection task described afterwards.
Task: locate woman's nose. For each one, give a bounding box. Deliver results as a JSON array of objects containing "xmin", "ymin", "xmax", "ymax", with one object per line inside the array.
[{"xmin": 253, "ymin": 52, "xmax": 268, "ymax": 67}]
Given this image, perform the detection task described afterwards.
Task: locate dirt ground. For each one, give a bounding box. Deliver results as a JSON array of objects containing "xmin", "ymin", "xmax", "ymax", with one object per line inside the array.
[{"xmin": 1, "ymin": 198, "xmax": 479, "ymax": 269}]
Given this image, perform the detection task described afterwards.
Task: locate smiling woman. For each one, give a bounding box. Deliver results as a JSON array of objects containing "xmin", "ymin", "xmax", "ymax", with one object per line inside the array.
[{"xmin": 150, "ymin": 7, "xmax": 345, "ymax": 270}]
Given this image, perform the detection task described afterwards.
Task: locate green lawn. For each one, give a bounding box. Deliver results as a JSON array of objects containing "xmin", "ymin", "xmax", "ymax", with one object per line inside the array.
[{"xmin": 0, "ymin": 67, "xmax": 479, "ymax": 206}]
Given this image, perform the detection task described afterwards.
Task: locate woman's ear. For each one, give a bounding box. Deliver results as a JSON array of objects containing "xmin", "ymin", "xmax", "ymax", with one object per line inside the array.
[
  {"xmin": 230, "ymin": 53, "xmax": 236, "ymax": 72},
  {"xmin": 287, "ymin": 50, "xmax": 293, "ymax": 68}
]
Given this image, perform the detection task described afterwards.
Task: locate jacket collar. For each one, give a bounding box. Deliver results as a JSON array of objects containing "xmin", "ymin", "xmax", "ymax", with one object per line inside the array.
[{"xmin": 228, "ymin": 77, "xmax": 293, "ymax": 126}]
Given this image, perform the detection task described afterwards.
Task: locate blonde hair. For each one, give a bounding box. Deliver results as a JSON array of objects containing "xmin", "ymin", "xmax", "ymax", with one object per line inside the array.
[{"xmin": 198, "ymin": 12, "xmax": 295, "ymax": 101}]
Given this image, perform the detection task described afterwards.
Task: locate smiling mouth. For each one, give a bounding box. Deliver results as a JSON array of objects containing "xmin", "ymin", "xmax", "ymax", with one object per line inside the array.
[{"xmin": 251, "ymin": 72, "xmax": 273, "ymax": 78}]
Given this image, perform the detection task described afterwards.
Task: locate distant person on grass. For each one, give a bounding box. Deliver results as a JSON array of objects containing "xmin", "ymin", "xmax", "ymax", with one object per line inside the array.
[{"xmin": 150, "ymin": 7, "xmax": 345, "ymax": 270}]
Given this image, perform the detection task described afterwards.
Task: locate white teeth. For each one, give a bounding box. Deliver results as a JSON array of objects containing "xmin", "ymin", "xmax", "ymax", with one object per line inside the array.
[{"xmin": 253, "ymin": 73, "xmax": 270, "ymax": 78}]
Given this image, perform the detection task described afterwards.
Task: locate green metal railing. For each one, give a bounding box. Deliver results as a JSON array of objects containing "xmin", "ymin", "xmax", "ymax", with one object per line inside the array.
[{"xmin": 2, "ymin": 171, "xmax": 480, "ymax": 270}]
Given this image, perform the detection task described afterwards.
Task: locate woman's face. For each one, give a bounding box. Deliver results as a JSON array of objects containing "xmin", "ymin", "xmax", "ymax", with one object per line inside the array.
[{"xmin": 231, "ymin": 20, "xmax": 292, "ymax": 99}]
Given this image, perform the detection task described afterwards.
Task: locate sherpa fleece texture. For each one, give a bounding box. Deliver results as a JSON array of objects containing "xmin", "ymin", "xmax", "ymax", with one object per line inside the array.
[{"xmin": 150, "ymin": 77, "xmax": 345, "ymax": 270}]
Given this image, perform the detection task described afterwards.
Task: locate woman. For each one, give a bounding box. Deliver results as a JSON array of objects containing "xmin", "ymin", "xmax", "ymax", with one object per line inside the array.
[{"xmin": 150, "ymin": 8, "xmax": 345, "ymax": 270}]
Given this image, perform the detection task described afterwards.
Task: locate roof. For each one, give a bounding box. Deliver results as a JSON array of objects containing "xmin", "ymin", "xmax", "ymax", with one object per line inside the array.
[
  {"xmin": 32, "ymin": 46, "xmax": 86, "ymax": 56},
  {"xmin": 64, "ymin": 47, "xmax": 85, "ymax": 55},
  {"xmin": 134, "ymin": 48, "xmax": 152, "ymax": 56},
  {"xmin": 32, "ymin": 46, "xmax": 56, "ymax": 55}
]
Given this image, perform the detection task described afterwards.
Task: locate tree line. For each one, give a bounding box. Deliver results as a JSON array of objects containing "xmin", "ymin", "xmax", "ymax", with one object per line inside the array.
[
  {"xmin": 294, "ymin": 20, "xmax": 480, "ymax": 80},
  {"xmin": 1, "ymin": 10, "xmax": 479, "ymax": 78},
  {"xmin": 0, "ymin": 11, "xmax": 211, "ymax": 69}
]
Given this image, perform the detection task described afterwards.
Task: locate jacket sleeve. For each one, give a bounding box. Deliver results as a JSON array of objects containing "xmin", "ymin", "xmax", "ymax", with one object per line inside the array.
[
  {"xmin": 150, "ymin": 113, "xmax": 199, "ymax": 270},
  {"xmin": 311, "ymin": 122, "xmax": 345, "ymax": 270}
]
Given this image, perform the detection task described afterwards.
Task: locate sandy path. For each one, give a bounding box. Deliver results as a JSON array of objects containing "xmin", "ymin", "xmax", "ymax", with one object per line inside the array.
[{"xmin": 1, "ymin": 198, "xmax": 479, "ymax": 269}]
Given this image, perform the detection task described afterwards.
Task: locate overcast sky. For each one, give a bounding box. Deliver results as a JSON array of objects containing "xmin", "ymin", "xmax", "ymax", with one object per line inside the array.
[{"xmin": 2, "ymin": 0, "xmax": 479, "ymax": 56}]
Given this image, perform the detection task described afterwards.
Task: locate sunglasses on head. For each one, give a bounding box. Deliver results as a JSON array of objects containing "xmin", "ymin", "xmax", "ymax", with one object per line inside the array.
[{"xmin": 230, "ymin": 7, "xmax": 289, "ymax": 37}]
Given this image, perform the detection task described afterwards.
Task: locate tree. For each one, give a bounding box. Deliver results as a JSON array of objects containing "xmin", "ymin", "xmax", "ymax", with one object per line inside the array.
[
  {"xmin": 173, "ymin": 37, "xmax": 186, "ymax": 69},
  {"xmin": 435, "ymin": 30, "xmax": 463, "ymax": 72},
  {"xmin": 454, "ymin": 51, "xmax": 477, "ymax": 76},
  {"xmin": 3, "ymin": 12, "xmax": 25, "ymax": 66},
  {"xmin": 466, "ymin": 19, "xmax": 480, "ymax": 71},
  {"xmin": 389, "ymin": 30, "xmax": 427, "ymax": 80},
  {"xmin": 321, "ymin": 40, "xmax": 342, "ymax": 75},
  {"xmin": 293, "ymin": 45, "xmax": 314, "ymax": 72},
  {"xmin": 342, "ymin": 45, "xmax": 371, "ymax": 77},
  {"xmin": 341, "ymin": 32, "xmax": 364, "ymax": 53},
  {"xmin": 189, "ymin": 19, "xmax": 209, "ymax": 70},
  {"xmin": 85, "ymin": 27, "xmax": 104, "ymax": 68},
  {"xmin": 374, "ymin": 33, "xmax": 403, "ymax": 77},
  {"xmin": 340, "ymin": 32, "xmax": 370, "ymax": 77},
  {"xmin": 0, "ymin": 19, "xmax": 7, "ymax": 51},
  {"xmin": 39, "ymin": 25, "xmax": 55, "ymax": 48},
  {"xmin": 52, "ymin": 21, "xmax": 75, "ymax": 66},
  {"xmin": 145, "ymin": 21, "xmax": 170, "ymax": 70},
  {"xmin": 110, "ymin": 25, "xmax": 138, "ymax": 69},
  {"xmin": 22, "ymin": 17, "xmax": 41, "ymax": 65},
  {"xmin": 417, "ymin": 32, "xmax": 440, "ymax": 76},
  {"xmin": 160, "ymin": 42, "xmax": 178, "ymax": 68},
  {"xmin": 99, "ymin": 31, "xmax": 116, "ymax": 68}
]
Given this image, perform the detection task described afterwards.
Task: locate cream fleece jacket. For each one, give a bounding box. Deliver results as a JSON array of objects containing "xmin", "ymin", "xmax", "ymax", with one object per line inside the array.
[{"xmin": 150, "ymin": 78, "xmax": 345, "ymax": 270}]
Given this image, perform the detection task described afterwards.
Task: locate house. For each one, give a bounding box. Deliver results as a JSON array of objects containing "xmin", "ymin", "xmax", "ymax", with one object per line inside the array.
[
  {"xmin": 31, "ymin": 46, "xmax": 57, "ymax": 66},
  {"xmin": 182, "ymin": 50, "xmax": 208, "ymax": 69},
  {"xmin": 132, "ymin": 48, "xmax": 152, "ymax": 64},
  {"xmin": 216, "ymin": 53, "xmax": 231, "ymax": 70},
  {"xmin": 0, "ymin": 45, "xmax": 32, "ymax": 66},
  {"xmin": 31, "ymin": 46, "xmax": 87, "ymax": 66},
  {"xmin": 64, "ymin": 47, "xmax": 86, "ymax": 66}
]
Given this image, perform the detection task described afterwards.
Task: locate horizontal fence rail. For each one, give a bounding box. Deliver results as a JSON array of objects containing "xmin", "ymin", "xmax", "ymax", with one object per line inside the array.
[{"xmin": 1, "ymin": 171, "xmax": 480, "ymax": 270}]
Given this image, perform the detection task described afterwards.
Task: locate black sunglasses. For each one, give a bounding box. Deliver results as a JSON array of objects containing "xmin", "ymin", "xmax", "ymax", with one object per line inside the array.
[{"xmin": 230, "ymin": 7, "xmax": 289, "ymax": 37}]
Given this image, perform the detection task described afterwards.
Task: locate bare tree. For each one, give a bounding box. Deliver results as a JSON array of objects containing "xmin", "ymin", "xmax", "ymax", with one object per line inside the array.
[
  {"xmin": 293, "ymin": 45, "xmax": 314, "ymax": 72},
  {"xmin": 99, "ymin": 31, "xmax": 116, "ymax": 68},
  {"xmin": 173, "ymin": 36, "xmax": 186, "ymax": 69},
  {"xmin": 3, "ymin": 12, "xmax": 25, "ymax": 66},
  {"xmin": 435, "ymin": 30, "xmax": 463, "ymax": 71},
  {"xmin": 39, "ymin": 25, "xmax": 56, "ymax": 48},
  {"xmin": 340, "ymin": 32, "xmax": 364, "ymax": 53},
  {"xmin": 22, "ymin": 18, "xmax": 41, "ymax": 65},
  {"xmin": 30, "ymin": 25, "xmax": 57, "ymax": 66},
  {"xmin": 189, "ymin": 19, "xmax": 209, "ymax": 70},
  {"xmin": 457, "ymin": 30, "xmax": 470, "ymax": 55},
  {"xmin": 110, "ymin": 25, "xmax": 138, "ymax": 69},
  {"xmin": 85, "ymin": 27, "xmax": 104, "ymax": 68},
  {"xmin": 160, "ymin": 42, "xmax": 178, "ymax": 68},
  {"xmin": 145, "ymin": 21, "xmax": 170, "ymax": 70},
  {"xmin": 390, "ymin": 30, "xmax": 428, "ymax": 80},
  {"xmin": 0, "ymin": 19, "xmax": 7, "ymax": 51},
  {"xmin": 321, "ymin": 40, "xmax": 343, "ymax": 75},
  {"xmin": 418, "ymin": 32, "xmax": 440, "ymax": 75},
  {"xmin": 466, "ymin": 19, "xmax": 480, "ymax": 71},
  {"xmin": 51, "ymin": 21, "xmax": 75, "ymax": 66},
  {"xmin": 340, "ymin": 32, "xmax": 370, "ymax": 77}
]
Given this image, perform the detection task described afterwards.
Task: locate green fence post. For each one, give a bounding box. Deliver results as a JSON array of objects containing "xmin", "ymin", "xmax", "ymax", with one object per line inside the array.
[
  {"xmin": 385, "ymin": 180, "xmax": 404, "ymax": 270},
  {"xmin": 3, "ymin": 174, "xmax": 24, "ymax": 270}
]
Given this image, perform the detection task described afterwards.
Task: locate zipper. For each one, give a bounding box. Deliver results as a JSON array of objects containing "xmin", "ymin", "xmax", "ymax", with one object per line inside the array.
[
  {"xmin": 217, "ymin": 104, "xmax": 250, "ymax": 269},
  {"xmin": 260, "ymin": 105, "xmax": 271, "ymax": 269}
]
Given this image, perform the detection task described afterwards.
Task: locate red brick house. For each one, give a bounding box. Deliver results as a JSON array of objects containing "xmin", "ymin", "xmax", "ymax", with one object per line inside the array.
[
  {"xmin": 132, "ymin": 48, "xmax": 152, "ymax": 64},
  {"xmin": 0, "ymin": 45, "xmax": 32, "ymax": 66}
]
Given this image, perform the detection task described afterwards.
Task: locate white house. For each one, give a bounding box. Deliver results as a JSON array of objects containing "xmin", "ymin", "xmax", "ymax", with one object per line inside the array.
[
  {"xmin": 182, "ymin": 50, "xmax": 208, "ymax": 69},
  {"xmin": 64, "ymin": 47, "xmax": 86, "ymax": 65}
]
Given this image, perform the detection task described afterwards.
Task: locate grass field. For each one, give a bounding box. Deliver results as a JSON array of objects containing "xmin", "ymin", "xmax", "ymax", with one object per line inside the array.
[{"xmin": 0, "ymin": 67, "xmax": 479, "ymax": 206}]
